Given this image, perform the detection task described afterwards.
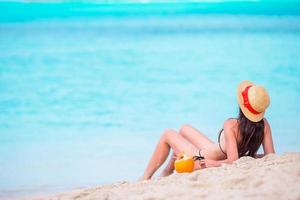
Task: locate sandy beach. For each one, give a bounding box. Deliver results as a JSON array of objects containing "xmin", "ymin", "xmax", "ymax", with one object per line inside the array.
[{"xmin": 28, "ymin": 152, "xmax": 300, "ymax": 200}]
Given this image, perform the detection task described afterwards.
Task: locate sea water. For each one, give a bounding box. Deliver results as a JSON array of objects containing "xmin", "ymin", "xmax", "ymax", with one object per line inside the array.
[{"xmin": 0, "ymin": 1, "xmax": 300, "ymax": 199}]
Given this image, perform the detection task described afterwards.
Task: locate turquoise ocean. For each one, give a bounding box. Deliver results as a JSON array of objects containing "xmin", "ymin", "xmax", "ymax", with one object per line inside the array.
[{"xmin": 0, "ymin": 0, "xmax": 300, "ymax": 198}]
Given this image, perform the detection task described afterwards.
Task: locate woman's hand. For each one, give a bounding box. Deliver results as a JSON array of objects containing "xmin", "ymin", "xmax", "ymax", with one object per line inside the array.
[{"xmin": 198, "ymin": 159, "xmax": 220, "ymax": 168}]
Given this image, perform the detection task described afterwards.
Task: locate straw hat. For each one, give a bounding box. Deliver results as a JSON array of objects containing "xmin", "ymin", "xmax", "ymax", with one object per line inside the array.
[{"xmin": 237, "ymin": 80, "xmax": 270, "ymax": 122}]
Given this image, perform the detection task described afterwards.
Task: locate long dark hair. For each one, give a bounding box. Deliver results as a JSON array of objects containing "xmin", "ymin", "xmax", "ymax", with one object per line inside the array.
[{"xmin": 237, "ymin": 108, "xmax": 264, "ymax": 157}]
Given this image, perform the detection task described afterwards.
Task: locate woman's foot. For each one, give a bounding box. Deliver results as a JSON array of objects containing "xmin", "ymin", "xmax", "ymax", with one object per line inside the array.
[
  {"xmin": 159, "ymin": 169, "xmax": 173, "ymax": 177},
  {"xmin": 138, "ymin": 173, "xmax": 152, "ymax": 181}
]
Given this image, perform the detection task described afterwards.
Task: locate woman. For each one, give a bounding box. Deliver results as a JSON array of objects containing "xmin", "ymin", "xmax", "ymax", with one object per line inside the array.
[{"xmin": 141, "ymin": 80, "xmax": 275, "ymax": 180}]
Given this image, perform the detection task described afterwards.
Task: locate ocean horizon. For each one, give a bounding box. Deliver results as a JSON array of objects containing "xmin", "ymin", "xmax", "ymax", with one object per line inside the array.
[
  {"xmin": 0, "ymin": 1, "xmax": 300, "ymax": 199},
  {"xmin": 1, "ymin": 0, "xmax": 300, "ymax": 23}
]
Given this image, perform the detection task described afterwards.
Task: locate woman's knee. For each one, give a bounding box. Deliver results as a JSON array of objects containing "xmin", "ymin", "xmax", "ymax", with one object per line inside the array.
[
  {"xmin": 179, "ymin": 124, "xmax": 192, "ymax": 136},
  {"xmin": 161, "ymin": 129, "xmax": 176, "ymax": 141}
]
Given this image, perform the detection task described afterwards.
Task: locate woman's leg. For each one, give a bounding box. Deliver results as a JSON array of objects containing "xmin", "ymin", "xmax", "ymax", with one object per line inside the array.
[
  {"xmin": 179, "ymin": 124, "xmax": 215, "ymax": 149},
  {"xmin": 160, "ymin": 124, "xmax": 214, "ymax": 177},
  {"xmin": 159, "ymin": 151, "xmax": 176, "ymax": 177},
  {"xmin": 141, "ymin": 129, "xmax": 198, "ymax": 180}
]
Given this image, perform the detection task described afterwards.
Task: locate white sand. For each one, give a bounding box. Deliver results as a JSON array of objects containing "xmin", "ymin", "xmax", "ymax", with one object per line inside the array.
[{"xmin": 29, "ymin": 153, "xmax": 300, "ymax": 200}]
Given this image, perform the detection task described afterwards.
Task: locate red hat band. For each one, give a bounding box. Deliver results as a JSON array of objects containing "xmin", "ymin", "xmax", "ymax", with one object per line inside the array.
[{"xmin": 241, "ymin": 85, "xmax": 262, "ymax": 115}]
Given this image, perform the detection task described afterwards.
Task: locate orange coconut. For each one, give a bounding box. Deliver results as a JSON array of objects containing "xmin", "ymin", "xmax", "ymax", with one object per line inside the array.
[{"xmin": 174, "ymin": 153, "xmax": 194, "ymax": 173}]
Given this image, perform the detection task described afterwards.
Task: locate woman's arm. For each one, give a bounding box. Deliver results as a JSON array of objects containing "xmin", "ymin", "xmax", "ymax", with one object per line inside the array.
[
  {"xmin": 197, "ymin": 120, "xmax": 239, "ymax": 168},
  {"xmin": 197, "ymin": 158, "xmax": 233, "ymax": 168},
  {"xmin": 223, "ymin": 120, "xmax": 239, "ymax": 163},
  {"xmin": 262, "ymin": 118, "xmax": 275, "ymax": 154}
]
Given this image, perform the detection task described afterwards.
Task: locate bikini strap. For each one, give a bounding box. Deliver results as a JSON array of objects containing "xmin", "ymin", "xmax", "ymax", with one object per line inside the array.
[
  {"xmin": 193, "ymin": 149, "xmax": 205, "ymax": 161},
  {"xmin": 218, "ymin": 129, "xmax": 227, "ymax": 155}
]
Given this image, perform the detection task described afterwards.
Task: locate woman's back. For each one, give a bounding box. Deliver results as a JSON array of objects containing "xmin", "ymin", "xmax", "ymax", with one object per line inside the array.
[{"xmin": 211, "ymin": 117, "xmax": 272, "ymax": 160}]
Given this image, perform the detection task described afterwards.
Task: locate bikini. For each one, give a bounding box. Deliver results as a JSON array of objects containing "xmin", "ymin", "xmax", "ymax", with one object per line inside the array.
[
  {"xmin": 193, "ymin": 150, "xmax": 205, "ymax": 161},
  {"xmin": 193, "ymin": 129, "xmax": 227, "ymax": 160},
  {"xmin": 218, "ymin": 129, "xmax": 227, "ymax": 156}
]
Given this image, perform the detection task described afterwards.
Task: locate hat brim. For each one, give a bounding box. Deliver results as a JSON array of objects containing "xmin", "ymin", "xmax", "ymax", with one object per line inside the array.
[{"xmin": 237, "ymin": 80, "xmax": 265, "ymax": 122}]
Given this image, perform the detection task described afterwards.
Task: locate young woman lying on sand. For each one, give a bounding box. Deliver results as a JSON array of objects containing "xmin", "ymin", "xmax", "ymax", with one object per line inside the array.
[{"xmin": 141, "ymin": 80, "xmax": 275, "ymax": 180}]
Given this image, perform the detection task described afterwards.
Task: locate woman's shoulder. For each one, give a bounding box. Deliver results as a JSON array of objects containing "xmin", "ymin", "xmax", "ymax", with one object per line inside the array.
[
  {"xmin": 223, "ymin": 118, "xmax": 238, "ymax": 128},
  {"xmin": 263, "ymin": 117, "xmax": 270, "ymax": 125},
  {"xmin": 223, "ymin": 118, "xmax": 239, "ymax": 137}
]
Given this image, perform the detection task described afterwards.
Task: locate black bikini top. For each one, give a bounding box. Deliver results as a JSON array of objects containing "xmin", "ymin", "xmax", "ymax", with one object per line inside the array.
[{"xmin": 218, "ymin": 129, "xmax": 227, "ymax": 155}]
